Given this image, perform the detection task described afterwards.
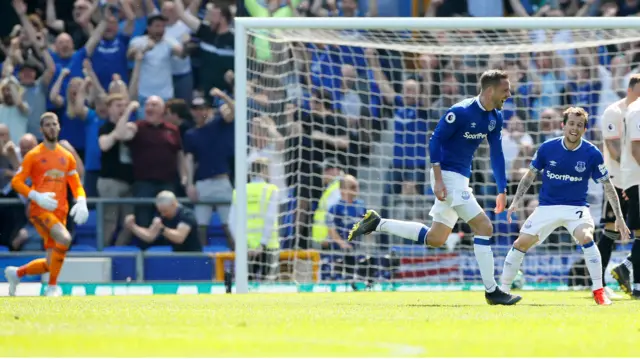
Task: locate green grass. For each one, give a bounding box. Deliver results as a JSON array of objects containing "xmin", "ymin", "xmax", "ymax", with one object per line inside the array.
[{"xmin": 0, "ymin": 291, "xmax": 638, "ymax": 357}]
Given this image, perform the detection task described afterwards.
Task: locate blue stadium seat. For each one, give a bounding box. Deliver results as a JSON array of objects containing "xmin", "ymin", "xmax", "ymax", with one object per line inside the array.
[
  {"xmin": 75, "ymin": 210, "xmax": 97, "ymax": 233},
  {"xmin": 103, "ymin": 246, "xmax": 141, "ymax": 252},
  {"xmin": 204, "ymin": 245, "xmax": 230, "ymax": 253},
  {"xmin": 207, "ymin": 235, "xmax": 228, "ymax": 246},
  {"xmin": 0, "ymin": 246, "xmax": 9, "ymax": 252},
  {"xmin": 74, "ymin": 234, "xmax": 97, "ymax": 246},
  {"xmin": 209, "ymin": 212, "xmax": 222, "ymax": 227},
  {"xmin": 146, "ymin": 245, "xmax": 172, "ymax": 252},
  {"xmin": 70, "ymin": 244, "xmax": 97, "ymax": 252}
]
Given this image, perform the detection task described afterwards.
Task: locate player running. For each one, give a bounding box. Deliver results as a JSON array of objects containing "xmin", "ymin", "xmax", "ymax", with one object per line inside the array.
[
  {"xmin": 499, "ymin": 107, "xmax": 630, "ymax": 306},
  {"xmin": 349, "ymin": 70, "xmax": 521, "ymax": 305},
  {"xmin": 4, "ymin": 112, "xmax": 89, "ymax": 297}
]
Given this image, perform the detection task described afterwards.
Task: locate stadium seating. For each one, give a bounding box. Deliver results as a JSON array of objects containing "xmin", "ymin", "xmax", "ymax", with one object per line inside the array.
[
  {"xmin": 204, "ymin": 245, "xmax": 230, "ymax": 253},
  {"xmin": 103, "ymin": 246, "xmax": 141, "ymax": 252},
  {"xmin": 70, "ymin": 244, "xmax": 97, "ymax": 252},
  {"xmin": 206, "ymin": 212, "xmax": 230, "ymax": 248},
  {"xmin": 145, "ymin": 246, "xmax": 173, "ymax": 252}
]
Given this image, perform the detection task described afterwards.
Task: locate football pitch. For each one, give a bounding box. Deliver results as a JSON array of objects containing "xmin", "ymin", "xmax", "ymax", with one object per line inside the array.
[{"xmin": 0, "ymin": 291, "xmax": 638, "ymax": 357}]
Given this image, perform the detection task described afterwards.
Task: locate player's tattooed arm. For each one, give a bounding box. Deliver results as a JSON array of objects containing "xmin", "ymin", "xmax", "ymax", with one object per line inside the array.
[
  {"xmin": 510, "ymin": 168, "xmax": 537, "ymax": 207},
  {"xmin": 602, "ymin": 178, "xmax": 625, "ymax": 221}
]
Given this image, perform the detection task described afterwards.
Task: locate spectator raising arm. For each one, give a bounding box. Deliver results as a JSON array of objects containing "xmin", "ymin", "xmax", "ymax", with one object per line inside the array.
[
  {"xmin": 73, "ymin": 77, "xmax": 92, "ymax": 119},
  {"xmin": 187, "ymin": 0, "xmax": 203, "ymax": 15},
  {"xmin": 82, "ymin": 59, "xmax": 106, "ymax": 103},
  {"xmin": 9, "ymin": 78, "xmax": 29, "ymax": 116},
  {"xmin": 174, "ymin": 0, "xmax": 202, "ymax": 32},
  {"xmin": 12, "ymin": 0, "xmax": 39, "ymax": 48},
  {"xmin": 49, "ymin": 68, "xmax": 70, "ymax": 107},
  {"xmin": 120, "ymin": 0, "xmax": 137, "ymax": 36},
  {"xmin": 45, "ymin": 0, "xmax": 65, "ymax": 33},
  {"xmin": 210, "ymin": 87, "xmax": 235, "ymax": 109},
  {"xmin": 59, "ymin": 140, "xmax": 85, "ymax": 178},
  {"xmin": 98, "ymin": 101, "xmax": 139, "ymax": 152},
  {"xmin": 38, "ymin": 32, "xmax": 57, "ymax": 88},
  {"xmin": 128, "ymin": 50, "xmax": 145, "ymax": 100},
  {"xmin": 144, "ymin": 0, "xmax": 160, "ymax": 15},
  {"xmin": 366, "ymin": 48, "xmax": 396, "ymax": 105},
  {"xmin": 85, "ymin": 14, "xmax": 109, "ymax": 57}
]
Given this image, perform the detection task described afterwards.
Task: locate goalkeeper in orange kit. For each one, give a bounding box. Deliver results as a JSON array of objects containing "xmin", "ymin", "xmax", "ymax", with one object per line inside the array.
[{"xmin": 5, "ymin": 112, "xmax": 89, "ymax": 297}]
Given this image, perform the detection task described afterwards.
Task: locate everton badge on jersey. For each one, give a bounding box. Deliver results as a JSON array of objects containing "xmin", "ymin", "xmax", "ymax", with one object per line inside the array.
[
  {"xmin": 488, "ymin": 119, "xmax": 496, "ymax": 132},
  {"xmin": 445, "ymin": 112, "xmax": 456, "ymax": 124},
  {"xmin": 575, "ymin": 161, "xmax": 586, "ymax": 173}
]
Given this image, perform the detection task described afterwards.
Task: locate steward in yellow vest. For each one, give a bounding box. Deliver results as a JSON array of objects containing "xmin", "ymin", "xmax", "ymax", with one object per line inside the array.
[
  {"xmin": 311, "ymin": 158, "xmax": 344, "ymax": 246},
  {"xmin": 230, "ymin": 159, "xmax": 280, "ymax": 280}
]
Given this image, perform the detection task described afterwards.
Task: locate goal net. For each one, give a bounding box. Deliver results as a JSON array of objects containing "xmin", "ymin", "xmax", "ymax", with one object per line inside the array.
[{"xmin": 232, "ymin": 17, "xmax": 640, "ymax": 292}]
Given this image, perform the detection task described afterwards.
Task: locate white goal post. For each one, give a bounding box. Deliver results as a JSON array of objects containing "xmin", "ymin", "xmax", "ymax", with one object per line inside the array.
[{"xmin": 233, "ymin": 16, "xmax": 640, "ymax": 294}]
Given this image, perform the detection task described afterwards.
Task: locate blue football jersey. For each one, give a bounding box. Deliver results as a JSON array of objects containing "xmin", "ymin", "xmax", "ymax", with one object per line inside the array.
[
  {"xmin": 326, "ymin": 199, "xmax": 367, "ymax": 246},
  {"xmin": 429, "ymin": 97, "xmax": 507, "ymax": 191},
  {"xmin": 531, "ymin": 137, "xmax": 609, "ymax": 206}
]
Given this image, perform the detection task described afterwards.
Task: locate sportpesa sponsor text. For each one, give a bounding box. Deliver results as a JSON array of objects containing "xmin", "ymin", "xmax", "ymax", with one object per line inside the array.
[
  {"xmin": 463, "ymin": 132, "xmax": 487, "ymax": 140},
  {"xmin": 545, "ymin": 171, "xmax": 583, "ymax": 182}
]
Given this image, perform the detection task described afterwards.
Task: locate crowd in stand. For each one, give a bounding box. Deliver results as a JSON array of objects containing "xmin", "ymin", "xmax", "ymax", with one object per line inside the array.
[{"xmin": 0, "ymin": 0, "xmax": 638, "ymax": 259}]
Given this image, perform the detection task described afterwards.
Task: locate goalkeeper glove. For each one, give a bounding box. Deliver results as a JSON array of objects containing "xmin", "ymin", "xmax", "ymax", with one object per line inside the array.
[
  {"xmin": 70, "ymin": 197, "xmax": 89, "ymax": 225},
  {"xmin": 28, "ymin": 191, "xmax": 58, "ymax": 211}
]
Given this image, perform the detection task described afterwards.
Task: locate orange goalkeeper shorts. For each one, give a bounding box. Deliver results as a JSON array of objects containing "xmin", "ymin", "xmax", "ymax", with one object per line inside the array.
[{"xmin": 29, "ymin": 209, "xmax": 68, "ymax": 249}]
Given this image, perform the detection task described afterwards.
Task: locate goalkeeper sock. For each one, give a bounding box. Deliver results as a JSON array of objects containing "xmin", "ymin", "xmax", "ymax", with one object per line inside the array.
[
  {"xmin": 582, "ymin": 241, "xmax": 603, "ymax": 291},
  {"xmin": 48, "ymin": 243, "xmax": 68, "ymax": 286},
  {"xmin": 598, "ymin": 230, "xmax": 617, "ymax": 287},
  {"xmin": 473, "ymin": 236, "xmax": 497, "ymax": 293},
  {"xmin": 499, "ymin": 247, "xmax": 526, "ymax": 293},
  {"xmin": 16, "ymin": 258, "xmax": 49, "ymax": 277},
  {"xmin": 376, "ymin": 219, "xmax": 429, "ymax": 243}
]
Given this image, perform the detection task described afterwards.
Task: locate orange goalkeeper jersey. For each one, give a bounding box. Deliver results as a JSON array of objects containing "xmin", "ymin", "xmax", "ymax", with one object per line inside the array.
[{"xmin": 11, "ymin": 143, "xmax": 86, "ymax": 216}]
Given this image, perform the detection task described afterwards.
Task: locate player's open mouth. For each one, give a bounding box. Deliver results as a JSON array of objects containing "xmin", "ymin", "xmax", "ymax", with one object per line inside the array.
[{"xmin": 569, "ymin": 131, "xmax": 578, "ymax": 136}]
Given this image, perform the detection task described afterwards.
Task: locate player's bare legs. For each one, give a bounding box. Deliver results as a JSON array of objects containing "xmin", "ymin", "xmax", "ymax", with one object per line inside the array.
[{"xmin": 424, "ymin": 222, "xmax": 452, "ymax": 247}]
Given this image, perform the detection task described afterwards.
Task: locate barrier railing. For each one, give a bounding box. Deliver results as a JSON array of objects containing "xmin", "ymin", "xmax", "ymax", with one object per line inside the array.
[{"xmin": 0, "ymin": 197, "xmax": 229, "ymax": 251}]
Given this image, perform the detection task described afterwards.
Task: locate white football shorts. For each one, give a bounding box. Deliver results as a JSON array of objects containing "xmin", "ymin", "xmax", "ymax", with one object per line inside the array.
[
  {"xmin": 428, "ymin": 169, "xmax": 484, "ymax": 228},
  {"xmin": 520, "ymin": 205, "xmax": 594, "ymax": 245}
]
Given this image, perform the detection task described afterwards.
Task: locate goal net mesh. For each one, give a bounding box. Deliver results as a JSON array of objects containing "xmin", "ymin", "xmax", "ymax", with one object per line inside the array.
[{"xmin": 239, "ymin": 26, "xmax": 640, "ymax": 290}]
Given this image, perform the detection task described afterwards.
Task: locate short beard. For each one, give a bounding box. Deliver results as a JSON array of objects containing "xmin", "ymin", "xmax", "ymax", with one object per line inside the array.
[{"xmin": 43, "ymin": 134, "xmax": 58, "ymax": 143}]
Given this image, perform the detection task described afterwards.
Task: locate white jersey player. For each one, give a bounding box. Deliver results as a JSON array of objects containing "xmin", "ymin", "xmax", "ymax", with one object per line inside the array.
[{"xmin": 500, "ymin": 107, "xmax": 630, "ymax": 306}]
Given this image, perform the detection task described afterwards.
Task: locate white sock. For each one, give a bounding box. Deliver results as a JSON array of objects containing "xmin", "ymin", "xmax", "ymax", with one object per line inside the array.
[
  {"xmin": 376, "ymin": 219, "xmax": 429, "ymax": 242},
  {"xmin": 582, "ymin": 241, "xmax": 603, "ymax": 291},
  {"xmin": 623, "ymin": 258, "xmax": 633, "ymax": 271},
  {"xmin": 500, "ymin": 247, "xmax": 526, "ymax": 293},
  {"xmin": 473, "ymin": 236, "xmax": 497, "ymax": 292},
  {"xmin": 634, "ymin": 283, "xmax": 640, "ymax": 291}
]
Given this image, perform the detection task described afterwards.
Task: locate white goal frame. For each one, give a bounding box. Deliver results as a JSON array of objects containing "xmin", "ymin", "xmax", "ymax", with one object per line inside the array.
[{"xmin": 233, "ymin": 16, "xmax": 640, "ymax": 294}]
